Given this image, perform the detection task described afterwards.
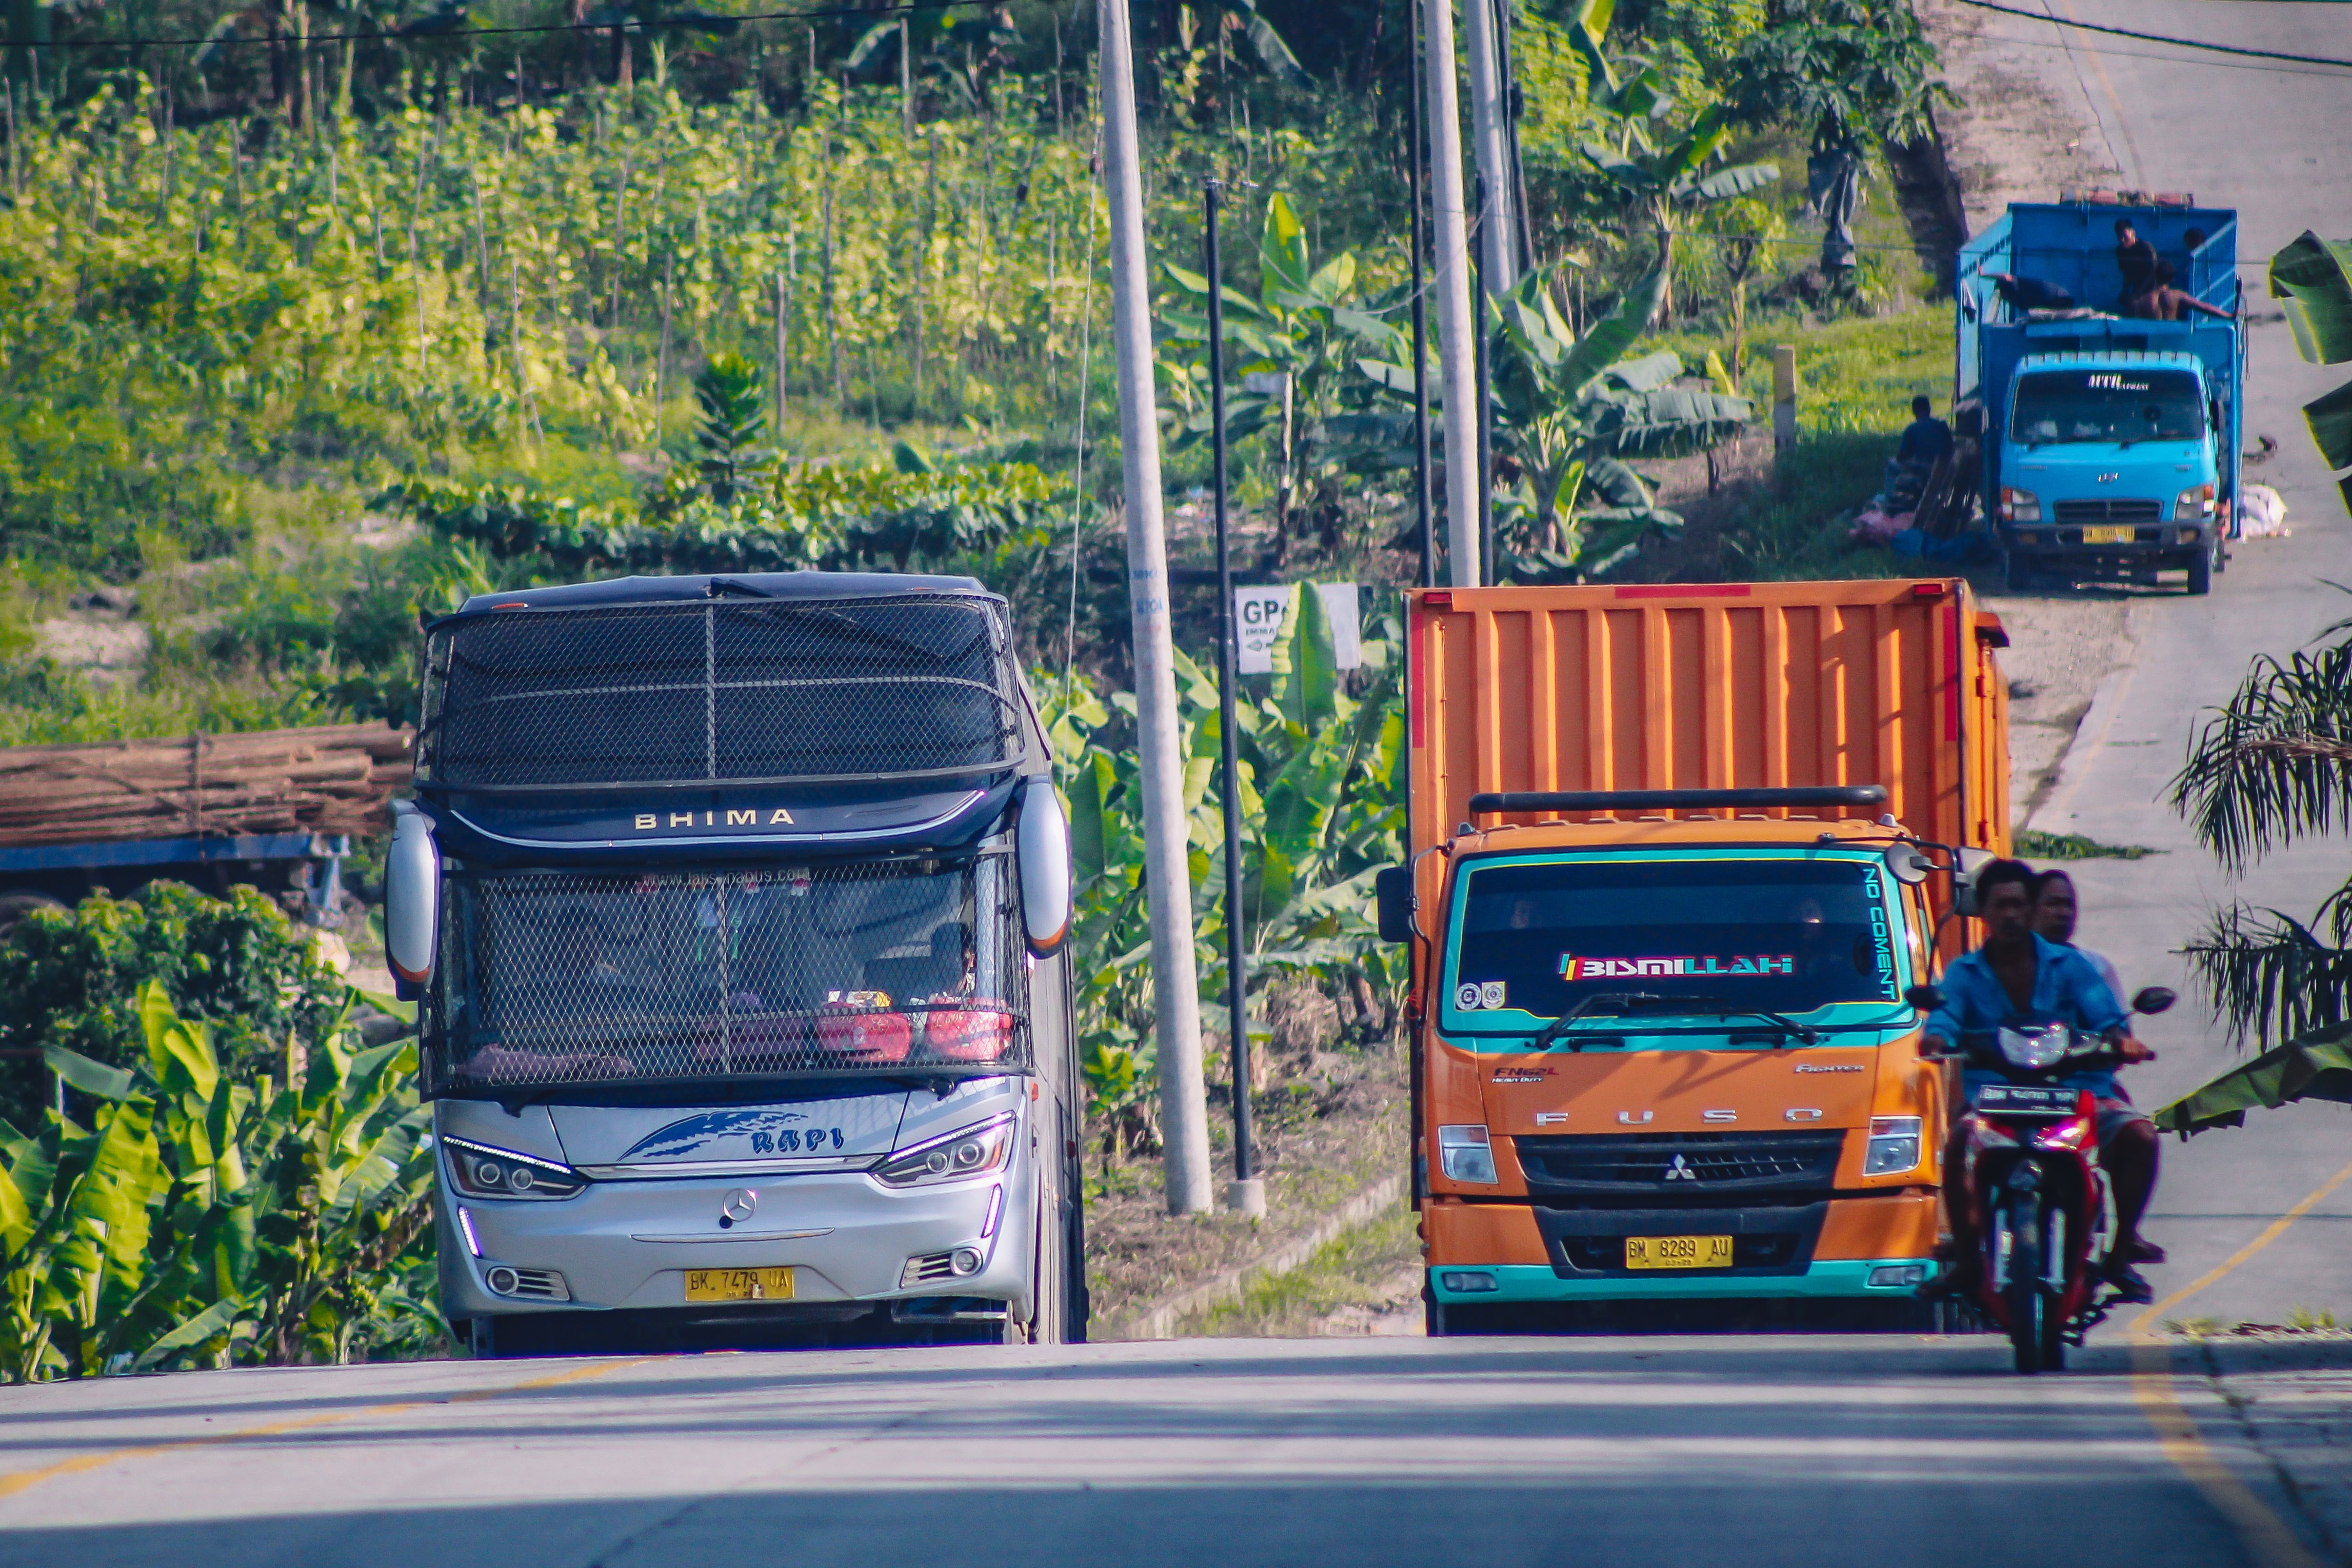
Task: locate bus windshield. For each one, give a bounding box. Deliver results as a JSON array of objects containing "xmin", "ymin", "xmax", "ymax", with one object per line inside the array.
[
  {"xmin": 1445, "ymin": 856, "xmax": 1901, "ymax": 1024},
  {"xmin": 2012, "ymin": 368, "xmax": 2204, "ymax": 445}
]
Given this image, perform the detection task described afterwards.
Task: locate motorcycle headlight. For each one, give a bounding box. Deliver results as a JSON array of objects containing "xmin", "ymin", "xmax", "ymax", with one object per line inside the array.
[
  {"xmin": 1997, "ymin": 1026, "xmax": 2070, "ymax": 1069},
  {"xmin": 443, "ymin": 1136, "xmax": 588, "ymax": 1200},
  {"xmin": 1864, "ymin": 1116, "xmax": 1924, "ymax": 1175},
  {"xmin": 874, "ymin": 1113, "xmax": 1015, "ymax": 1187}
]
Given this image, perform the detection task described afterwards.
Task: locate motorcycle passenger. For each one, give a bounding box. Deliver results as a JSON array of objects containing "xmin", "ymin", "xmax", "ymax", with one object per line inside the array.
[
  {"xmin": 1914, "ymin": 859, "xmax": 2152, "ymax": 1302},
  {"xmin": 2032, "ymin": 868, "xmax": 2165, "ymax": 1299}
]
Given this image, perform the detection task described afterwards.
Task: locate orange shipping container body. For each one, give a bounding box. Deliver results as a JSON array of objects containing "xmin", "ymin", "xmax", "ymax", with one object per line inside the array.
[{"xmin": 1408, "ymin": 579, "xmax": 2011, "ymax": 862}]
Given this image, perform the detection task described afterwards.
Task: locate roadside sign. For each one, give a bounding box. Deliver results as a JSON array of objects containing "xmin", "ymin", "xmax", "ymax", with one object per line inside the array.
[{"xmin": 1234, "ymin": 584, "xmax": 1360, "ymax": 674}]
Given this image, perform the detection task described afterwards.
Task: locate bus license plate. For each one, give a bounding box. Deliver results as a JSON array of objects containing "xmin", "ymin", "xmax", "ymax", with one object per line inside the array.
[
  {"xmin": 684, "ymin": 1267, "xmax": 796, "ymax": 1302},
  {"xmin": 2079, "ymin": 525, "xmax": 2135, "ymax": 544},
  {"xmin": 1626, "ymin": 1235, "xmax": 1733, "ymax": 1270}
]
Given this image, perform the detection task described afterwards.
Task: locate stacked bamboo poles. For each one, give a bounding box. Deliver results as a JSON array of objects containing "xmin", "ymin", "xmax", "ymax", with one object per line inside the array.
[{"xmin": 0, "ymin": 726, "xmax": 413, "ymax": 848}]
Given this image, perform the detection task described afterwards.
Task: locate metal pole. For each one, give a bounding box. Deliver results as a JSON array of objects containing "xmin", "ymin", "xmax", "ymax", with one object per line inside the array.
[
  {"xmin": 1473, "ymin": 175, "xmax": 1494, "ymax": 585},
  {"xmin": 1422, "ymin": 0, "xmax": 1481, "ymax": 587},
  {"xmin": 1494, "ymin": 0, "xmax": 1537, "ymax": 276},
  {"xmin": 1462, "ymin": 0, "xmax": 1516, "ymax": 292},
  {"xmin": 1407, "ymin": 12, "xmax": 1435, "ymax": 591},
  {"xmin": 1097, "ymin": 0, "xmax": 1213, "ymax": 1214},
  {"xmin": 1205, "ymin": 179, "xmax": 1262, "ymax": 1217}
]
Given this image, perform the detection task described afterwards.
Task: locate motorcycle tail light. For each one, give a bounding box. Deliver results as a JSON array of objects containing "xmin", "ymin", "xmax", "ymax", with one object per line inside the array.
[{"xmin": 2031, "ymin": 1115, "xmax": 2091, "ymax": 1151}]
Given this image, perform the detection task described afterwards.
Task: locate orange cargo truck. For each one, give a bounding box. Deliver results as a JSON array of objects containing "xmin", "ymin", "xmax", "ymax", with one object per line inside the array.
[{"xmin": 1373, "ymin": 578, "xmax": 2011, "ymax": 1331}]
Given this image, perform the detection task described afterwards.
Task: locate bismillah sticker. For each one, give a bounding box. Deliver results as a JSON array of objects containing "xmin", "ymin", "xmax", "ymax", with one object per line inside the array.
[{"xmin": 1560, "ymin": 954, "xmax": 1795, "ymax": 979}]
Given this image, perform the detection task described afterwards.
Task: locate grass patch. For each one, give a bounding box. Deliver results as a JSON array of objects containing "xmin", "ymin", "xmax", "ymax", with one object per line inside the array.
[
  {"xmin": 1177, "ymin": 1200, "xmax": 1421, "ymax": 1339},
  {"xmin": 2017, "ymin": 830, "xmax": 2164, "ymax": 862}
]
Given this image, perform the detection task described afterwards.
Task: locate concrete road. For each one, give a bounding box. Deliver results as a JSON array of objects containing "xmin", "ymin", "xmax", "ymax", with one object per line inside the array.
[
  {"xmin": 0, "ymin": 1337, "xmax": 2297, "ymax": 1567},
  {"xmin": 1929, "ymin": 0, "xmax": 2352, "ymax": 1334}
]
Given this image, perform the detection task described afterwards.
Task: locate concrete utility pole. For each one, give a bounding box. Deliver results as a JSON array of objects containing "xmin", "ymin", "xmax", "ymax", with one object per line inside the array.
[
  {"xmin": 1422, "ymin": 0, "xmax": 1482, "ymax": 587},
  {"xmin": 1095, "ymin": 0, "xmax": 1214, "ymax": 1215},
  {"xmin": 1462, "ymin": 0, "xmax": 1517, "ymax": 294}
]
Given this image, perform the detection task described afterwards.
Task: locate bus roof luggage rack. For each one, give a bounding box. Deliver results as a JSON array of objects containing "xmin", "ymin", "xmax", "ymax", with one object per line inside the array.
[{"xmin": 1466, "ymin": 786, "xmax": 1889, "ymax": 816}]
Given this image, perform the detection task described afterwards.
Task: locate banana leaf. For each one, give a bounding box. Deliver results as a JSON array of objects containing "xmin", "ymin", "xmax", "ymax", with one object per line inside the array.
[
  {"xmin": 2303, "ymin": 379, "xmax": 2352, "ymax": 473},
  {"xmin": 2151, "ymin": 1020, "xmax": 2352, "ymax": 1136},
  {"xmin": 2268, "ymin": 231, "xmax": 2352, "ymax": 367}
]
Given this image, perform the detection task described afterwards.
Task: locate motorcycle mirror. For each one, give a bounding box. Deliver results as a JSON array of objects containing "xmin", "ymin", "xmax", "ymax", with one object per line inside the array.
[
  {"xmin": 1883, "ymin": 845, "xmax": 1934, "ymax": 887},
  {"xmin": 2130, "ymin": 986, "xmax": 2177, "ymax": 1016},
  {"xmin": 1904, "ymin": 983, "xmax": 1943, "ymax": 1012}
]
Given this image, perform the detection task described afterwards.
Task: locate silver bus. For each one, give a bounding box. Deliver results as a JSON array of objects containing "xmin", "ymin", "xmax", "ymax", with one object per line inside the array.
[{"xmin": 383, "ymin": 573, "xmax": 1086, "ymax": 1353}]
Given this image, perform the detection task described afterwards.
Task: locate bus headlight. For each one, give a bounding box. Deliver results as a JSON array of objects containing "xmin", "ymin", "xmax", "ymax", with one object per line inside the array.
[
  {"xmin": 875, "ymin": 1113, "xmax": 1015, "ymax": 1187},
  {"xmin": 443, "ymin": 1136, "xmax": 588, "ymax": 1200}
]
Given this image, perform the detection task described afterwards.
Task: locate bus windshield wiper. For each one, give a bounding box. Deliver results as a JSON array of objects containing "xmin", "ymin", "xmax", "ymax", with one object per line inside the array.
[{"xmin": 1530, "ymin": 992, "xmax": 1661, "ymax": 1053}]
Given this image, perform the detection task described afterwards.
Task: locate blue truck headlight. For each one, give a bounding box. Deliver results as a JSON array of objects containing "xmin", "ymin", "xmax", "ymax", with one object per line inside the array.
[
  {"xmin": 2173, "ymin": 483, "xmax": 2215, "ymax": 521},
  {"xmin": 1998, "ymin": 487, "xmax": 2040, "ymax": 524}
]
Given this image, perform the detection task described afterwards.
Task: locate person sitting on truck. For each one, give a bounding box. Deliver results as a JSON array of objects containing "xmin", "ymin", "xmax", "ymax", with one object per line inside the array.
[
  {"xmin": 2032, "ymin": 869, "xmax": 2165, "ymax": 1299},
  {"xmin": 1914, "ymin": 859, "xmax": 2151, "ymax": 1302},
  {"xmin": 2114, "ymin": 218, "xmax": 2159, "ymax": 307},
  {"xmin": 2123, "ymin": 262, "xmax": 2234, "ymax": 324}
]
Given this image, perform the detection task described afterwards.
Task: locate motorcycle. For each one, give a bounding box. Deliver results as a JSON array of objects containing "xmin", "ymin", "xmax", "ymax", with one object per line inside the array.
[{"xmin": 1905, "ymin": 982, "xmax": 2175, "ymax": 1374}]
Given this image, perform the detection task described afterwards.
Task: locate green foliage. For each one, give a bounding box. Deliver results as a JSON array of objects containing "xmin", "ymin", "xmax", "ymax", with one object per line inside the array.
[
  {"xmin": 1724, "ymin": 0, "xmax": 1952, "ymax": 154},
  {"xmin": 0, "ymin": 884, "xmax": 352, "ymax": 1132},
  {"xmin": 2014, "ymin": 830, "xmax": 2162, "ymax": 862},
  {"xmin": 1046, "ymin": 588, "xmax": 1405, "ymax": 1152},
  {"xmin": 0, "ymin": 981, "xmax": 437, "ymax": 1382},
  {"xmin": 694, "ymin": 353, "xmax": 768, "ymax": 503}
]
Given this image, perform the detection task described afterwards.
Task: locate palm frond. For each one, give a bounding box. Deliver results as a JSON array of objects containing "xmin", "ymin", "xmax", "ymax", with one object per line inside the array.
[
  {"xmin": 2181, "ymin": 903, "xmax": 2352, "ymax": 1049},
  {"xmin": 2168, "ymin": 622, "xmax": 2352, "ymax": 871}
]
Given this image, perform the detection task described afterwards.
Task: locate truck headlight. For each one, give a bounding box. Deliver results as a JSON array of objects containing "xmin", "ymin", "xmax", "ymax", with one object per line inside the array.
[
  {"xmin": 443, "ymin": 1136, "xmax": 588, "ymax": 1200},
  {"xmin": 874, "ymin": 1113, "xmax": 1015, "ymax": 1187},
  {"xmin": 1864, "ymin": 1116, "xmax": 1923, "ymax": 1175},
  {"xmin": 1437, "ymin": 1124, "xmax": 1498, "ymax": 1184},
  {"xmin": 2173, "ymin": 483, "xmax": 2215, "ymax": 521},
  {"xmin": 1998, "ymin": 487, "xmax": 2040, "ymax": 523}
]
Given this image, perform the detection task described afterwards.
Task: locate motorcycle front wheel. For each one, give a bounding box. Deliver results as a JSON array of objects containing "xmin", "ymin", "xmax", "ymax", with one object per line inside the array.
[{"xmin": 2006, "ymin": 1193, "xmax": 2048, "ymax": 1375}]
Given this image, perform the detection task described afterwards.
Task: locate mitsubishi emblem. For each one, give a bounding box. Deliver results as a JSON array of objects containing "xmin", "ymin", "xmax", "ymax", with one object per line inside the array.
[
  {"xmin": 1664, "ymin": 1154, "xmax": 1699, "ymax": 1181},
  {"xmin": 720, "ymin": 1188, "xmax": 757, "ymax": 1229}
]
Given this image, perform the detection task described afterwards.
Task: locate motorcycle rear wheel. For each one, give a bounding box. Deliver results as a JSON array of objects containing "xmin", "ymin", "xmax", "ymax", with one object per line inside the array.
[{"xmin": 2007, "ymin": 1195, "xmax": 2047, "ymax": 1375}]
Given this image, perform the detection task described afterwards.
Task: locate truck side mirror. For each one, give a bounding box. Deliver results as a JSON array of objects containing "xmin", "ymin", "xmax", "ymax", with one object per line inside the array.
[
  {"xmin": 1016, "ymin": 775, "xmax": 1072, "ymax": 957},
  {"xmin": 1375, "ymin": 865, "xmax": 1416, "ymax": 944},
  {"xmin": 1904, "ymin": 984, "xmax": 1943, "ymax": 1012},
  {"xmin": 384, "ymin": 801, "xmax": 440, "ymax": 1001},
  {"xmin": 2130, "ymin": 986, "xmax": 2177, "ymax": 1016},
  {"xmin": 1884, "ymin": 845, "xmax": 1934, "ymax": 886},
  {"xmin": 1952, "ymin": 846, "xmax": 1995, "ymax": 917}
]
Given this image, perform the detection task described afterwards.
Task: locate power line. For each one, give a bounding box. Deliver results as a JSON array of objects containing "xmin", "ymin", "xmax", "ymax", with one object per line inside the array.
[
  {"xmin": 1949, "ymin": 0, "xmax": 2352, "ymax": 70},
  {"xmin": 1944, "ymin": 22, "xmax": 2352, "ymax": 79},
  {"xmin": 0, "ymin": 0, "xmax": 992, "ymax": 52}
]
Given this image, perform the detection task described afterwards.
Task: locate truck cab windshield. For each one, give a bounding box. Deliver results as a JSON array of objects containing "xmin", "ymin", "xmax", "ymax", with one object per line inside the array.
[
  {"xmin": 1447, "ymin": 857, "xmax": 1901, "ymax": 1026},
  {"xmin": 2012, "ymin": 368, "xmax": 2204, "ymax": 445}
]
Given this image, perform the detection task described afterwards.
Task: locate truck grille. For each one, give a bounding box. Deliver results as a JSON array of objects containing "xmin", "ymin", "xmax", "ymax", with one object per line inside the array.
[
  {"xmin": 1532, "ymin": 1202, "xmax": 1831, "ymax": 1278},
  {"xmin": 2052, "ymin": 499, "xmax": 2162, "ymax": 522},
  {"xmin": 1514, "ymin": 1131, "xmax": 1844, "ymax": 1199}
]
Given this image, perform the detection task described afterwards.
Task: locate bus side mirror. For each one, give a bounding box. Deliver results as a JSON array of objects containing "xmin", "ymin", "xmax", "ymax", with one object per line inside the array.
[
  {"xmin": 1016, "ymin": 775, "xmax": 1072, "ymax": 958},
  {"xmin": 1952, "ymin": 846, "xmax": 1995, "ymax": 917},
  {"xmin": 2131, "ymin": 986, "xmax": 2177, "ymax": 1016},
  {"xmin": 1904, "ymin": 984, "xmax": 1943, "ymax": 1012},
  {"xmin": 1375, "ymin": 865, "xmax": 1415, "ymax": 944},
  {"xmin": 385, "ymin": 800, "xmax": 440, "ymax": 1002}
]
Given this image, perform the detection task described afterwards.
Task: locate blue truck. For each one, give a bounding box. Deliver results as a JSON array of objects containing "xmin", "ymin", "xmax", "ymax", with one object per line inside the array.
[{"xmin": 1956, "ymin": 199, "xmax": 2243, "ymax": 595}]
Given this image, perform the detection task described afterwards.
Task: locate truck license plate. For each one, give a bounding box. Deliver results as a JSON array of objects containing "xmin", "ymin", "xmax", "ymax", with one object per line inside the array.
[
  {"xmin": 1625, "ymin": 1235, "xmax": 1733, "ymax": 1270},
  {"xmin": 2079, "ymin": 525, "xmax": 2136, "ymax": 544},
  {"xmin": 684, "ymin": 1267, "xmax": 795, "ymax": 1302}
]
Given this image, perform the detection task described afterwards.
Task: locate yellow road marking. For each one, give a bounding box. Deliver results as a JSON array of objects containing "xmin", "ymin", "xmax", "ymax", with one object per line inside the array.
[
  {"xmin": 0, "ymin": 1356, "xmax": 656, "ymax": 1503},
  {"xmin": 2123, "ymin": 1155, "xmax": 2352, "ymax": 1568}
]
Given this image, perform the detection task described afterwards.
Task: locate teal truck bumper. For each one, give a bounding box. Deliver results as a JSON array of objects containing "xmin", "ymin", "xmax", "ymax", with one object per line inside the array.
[{"xmin": 1428, "ymin": 1259, "xmax": 1939, "ymax": 1304}]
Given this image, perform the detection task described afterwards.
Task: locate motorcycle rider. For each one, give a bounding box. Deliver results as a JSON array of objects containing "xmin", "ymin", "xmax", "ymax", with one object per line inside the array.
[
  {"xmin": 2032, "ymin": 868, "xmax": 2165, "ymax": 1300},
  {"xmin": 1915, "ymin": 859, "xmax": 2152, "ymax": 1302}
]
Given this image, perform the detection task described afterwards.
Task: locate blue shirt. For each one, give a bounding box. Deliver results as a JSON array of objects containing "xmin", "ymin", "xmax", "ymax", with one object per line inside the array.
[{"xmin": 1926, "ymin": 934, "xmax": 2128, "ymax": 1096}]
